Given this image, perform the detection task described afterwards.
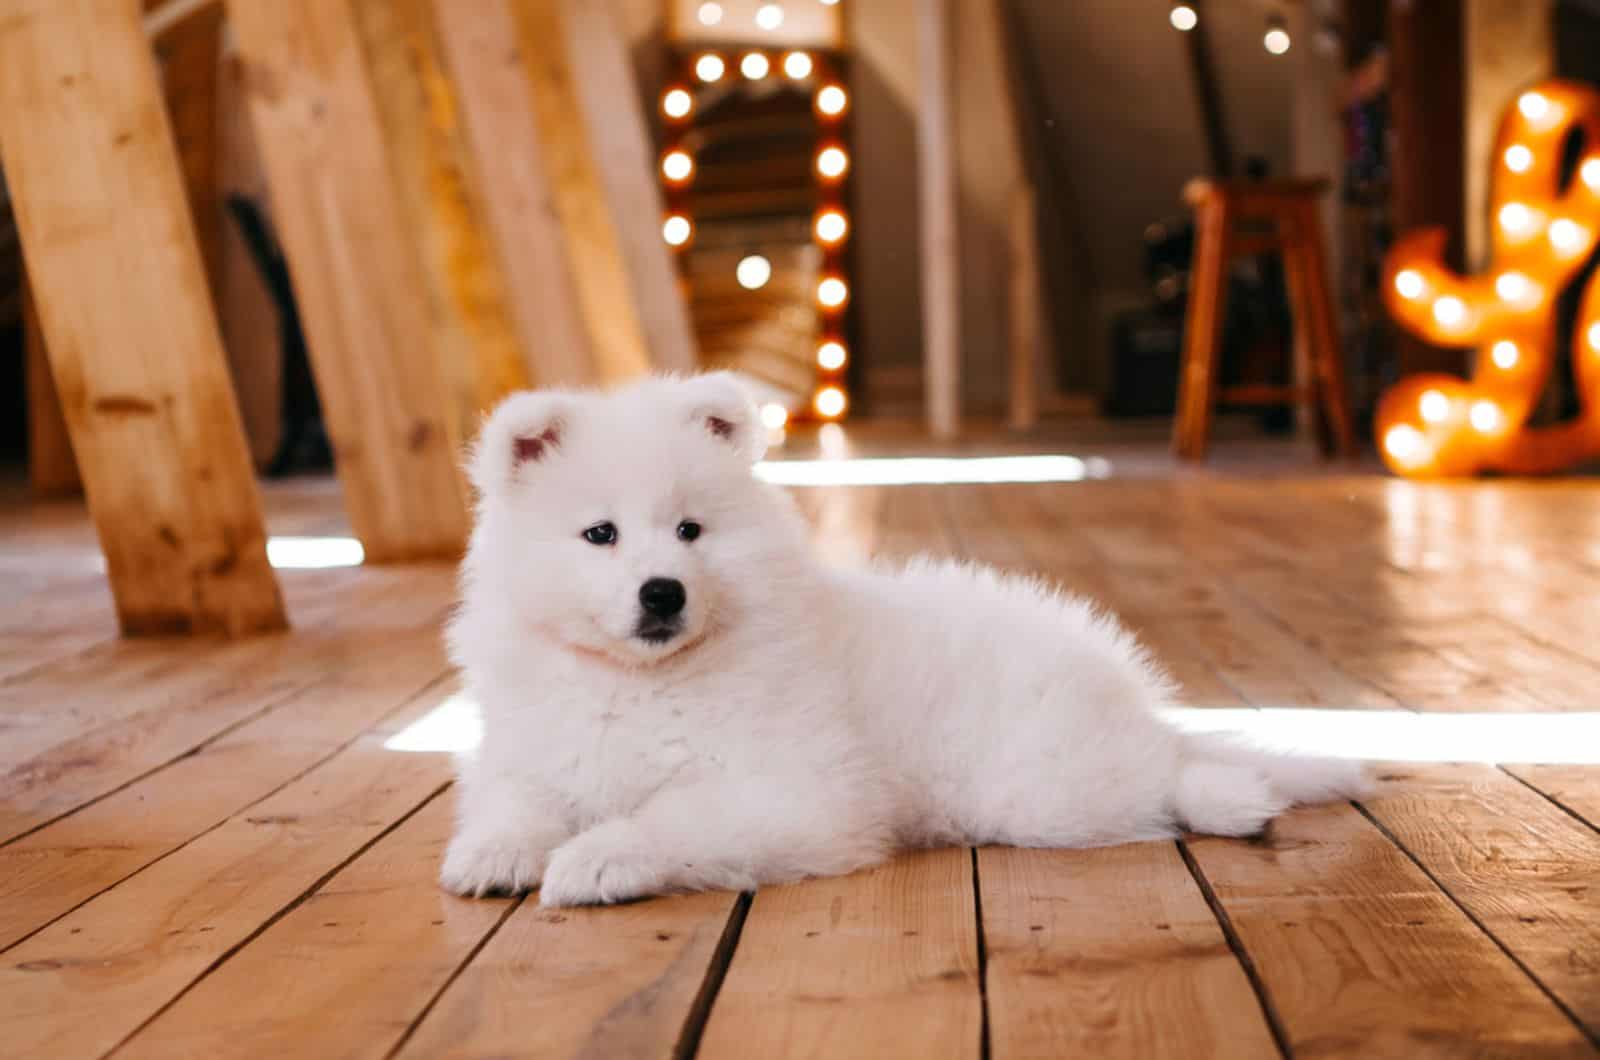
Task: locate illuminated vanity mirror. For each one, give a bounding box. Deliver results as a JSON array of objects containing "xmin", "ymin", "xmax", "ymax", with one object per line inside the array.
[{"xmin": 659, "ymin": 2, "xmax": 851, "ymax": 426}]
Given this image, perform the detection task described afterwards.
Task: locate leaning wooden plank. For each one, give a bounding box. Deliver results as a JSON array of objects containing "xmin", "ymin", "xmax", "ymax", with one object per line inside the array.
[
  {"xmin": 349, "ymin": 0, "xmax": 529, "ymax": 449},
  {"xmin": 0, "ymin": 627, "xmax": 448, "ymax": 951},
  {"xmin": 0, "ymin": 0, "xmax": 284, "ymax": 634},
  {"xmin": 0, "ymin": 681, "xmax": 458, "ymax": 1059},
  {"xmin": 560, "ymin": 0, "xmax": 697, "ymax": 374},
  {"xmin": 227, "ymin": 0, "xmax": 471, "ymax": 561},
  {"xmin": 981, "ymin": 843, "xmax": 1278, "ymax": 1059},
  {"xmin": 21, "ymin": 275, "xmax": 80, "ymax": 496},
  {"xmin": 919, "ymin": 0, "xmax": 960, "ymax": 439},
  {"xmin": 431, "ymin": 0, "xmax": 594, "ymax": 386},
  {"xmin": 504, "ymin": 0, "xmax": 656, "ymax": 381},
  {"xmin": 113, "ymin": 795, "xmax": 513, "ymax": 1060},
  {"xmin": 1187, "ymin": 802, "xmax": 1594, "ymax": 1056},
  {"xmin": 1361, "ymin": 763, "xmax": 1600, "ymax": 1041},
  {"xmin": 394, "ymin": 890, "xmax": 743, "ymax": 1059},
  {"xmin": 696, "ymin": 849, "xmax": 982, "ymax": 1059}
]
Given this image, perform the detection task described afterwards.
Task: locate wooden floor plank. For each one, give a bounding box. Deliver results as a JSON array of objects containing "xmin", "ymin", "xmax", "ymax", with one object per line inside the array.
[
  {"xmin": 696, "ymin": 848, "xmax": 981, "ymax": 1060},
  {"xmin": 114, "ymin": 794, "xmax": 513, "ymax": 1060},
  {"xmin": 0, "ymin": 682, "xmax": 458, "ymax": 1058},
  {"xmin": 0, "ymin": 627, "xmax": 448, "ymax": 951},
  {"xmin": 980, "ymin": 844, "xmax": 1279, "ymax": 1059},
  {"xmin": 393, "ymin": 888, "xmax": 743, "ymax": 1060}
]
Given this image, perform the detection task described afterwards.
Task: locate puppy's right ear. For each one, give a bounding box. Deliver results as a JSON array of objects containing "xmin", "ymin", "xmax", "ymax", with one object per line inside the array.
[{"xmin": 469, "ymin": 391, "xmax": 573, "ymax": 494}]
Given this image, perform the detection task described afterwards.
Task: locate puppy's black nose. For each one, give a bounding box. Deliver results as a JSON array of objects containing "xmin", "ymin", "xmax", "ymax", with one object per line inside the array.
[{"xmin": 639, "ymin": 577, "xmax": 686, "ymax": 618}]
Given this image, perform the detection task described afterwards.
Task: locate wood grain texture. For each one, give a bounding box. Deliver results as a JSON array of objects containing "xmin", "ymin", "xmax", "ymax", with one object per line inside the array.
[
  {"xmin": 0, "ymin": 682, "xmax": 458, "ymax": 1059},
  {"xmin": 919, "ymin": 0, "xmax": 961, "ymax": 439},
  {"xmin": 504, "ymin": 0, "xmax": 655, "ymax": 382},
  {"xmin": 350, "ymin": 0, "xmax": 529, "ymax": 449},
  {"xmin": 21, "ymin": 274, "xmax": 80, "ymax": 497},
  {"xmin": 228, "ymin": 0, "xmax": 471, "ymax": 560},
  {"xmin": 395, "ymin": 888, "xmax": 742, "ymax": 1059},
  {"xmin": 981, "ymin": 843, "xmax": 1278, "ymax": 1059},
  {"xmin": 0, "ymin": 0, "xmax": 283, "ymax": 634},
  {"xmin": 697, "ymin": 848, "xmax": 982, "ymax": 1059}
]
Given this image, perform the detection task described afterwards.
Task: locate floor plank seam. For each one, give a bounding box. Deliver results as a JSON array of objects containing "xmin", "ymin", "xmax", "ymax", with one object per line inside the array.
[
  {"xmin": 383, "ymin": 887, "xmax": 529, "ymax": 1060},
  {"xmin": 1175, "ymin": 838, "xmax": 1294, "ymax": 1060},
  {"xmin": 1351, "ymin": 800, "xmax": 1600, "ymax": 1050},
  {"xmin": 100, "ymin": 782, "xmax": 454, "ymax": 1060},
  {"xmin": 0, "ymin": 669, "xmax": 454, "ymax": 956},
  {"xmin": 970, "ymin": 846, "xmax": 991, "ymax": 1060},
  {"xmin": 1498, "ymin": 766, "xmax": 1600, "ymax": 837},
  {"xmin": 671, "ymin": 890, "xmax": 753, "ymax": 1060}
]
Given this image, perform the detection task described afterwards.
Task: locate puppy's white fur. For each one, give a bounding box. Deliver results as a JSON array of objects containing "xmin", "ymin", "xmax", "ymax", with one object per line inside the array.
[{"xmin": 442, "ymin": 374, "xmax": 1365, "ymax": 906}]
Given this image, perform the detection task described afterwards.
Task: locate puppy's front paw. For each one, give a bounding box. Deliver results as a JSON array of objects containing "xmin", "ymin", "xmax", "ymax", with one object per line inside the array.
[
  {"xmin": 439, "ymin": 832, "xmax": 550, "ymax": 898},
  {"xmin": 539, "ymin": 823, "xmax": 666, "ymax": 907}
]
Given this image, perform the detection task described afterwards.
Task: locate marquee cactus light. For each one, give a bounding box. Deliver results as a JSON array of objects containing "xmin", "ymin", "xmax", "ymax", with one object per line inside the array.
[{"xmin": 1378, "ymin": 80, "xmax": 1600, "ymax": 476}]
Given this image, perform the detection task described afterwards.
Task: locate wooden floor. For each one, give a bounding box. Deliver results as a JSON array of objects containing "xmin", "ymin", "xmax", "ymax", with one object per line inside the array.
[{"xmin": 3, "ymin": 433, "xmax": 1599, "ymax": 1059}]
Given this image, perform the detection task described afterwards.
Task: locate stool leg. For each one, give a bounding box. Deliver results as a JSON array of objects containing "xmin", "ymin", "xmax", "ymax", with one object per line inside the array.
[
  {"xmin": 1292, "ymin": 201, "xmax": 1356, "ymax": 458},
  {"xmin": 1174, "ymin": 198, "xmax": 1230, "ymax": 460}
]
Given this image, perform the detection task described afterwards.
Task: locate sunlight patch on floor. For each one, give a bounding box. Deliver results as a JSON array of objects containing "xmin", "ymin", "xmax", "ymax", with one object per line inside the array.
[
  {"xmin": 1164, "ymin": 707, "xmax": 1600, "ymax": 765},
  {"xmin": 384, "ymin": 693, "xmax": 483, "ymax": 753},
  {"xmin": 755, "ymin": 454, "xmax": 1114, "ymax": 487}
]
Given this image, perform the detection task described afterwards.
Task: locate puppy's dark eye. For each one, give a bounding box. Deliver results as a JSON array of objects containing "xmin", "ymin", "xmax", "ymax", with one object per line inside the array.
[
  {"xmin": 582, "ymin": 522, "xmax": 617, "ymax": 546},
  {"xmin": 676, "ymin": 520, "xmax": 702, "ymax": 543}
]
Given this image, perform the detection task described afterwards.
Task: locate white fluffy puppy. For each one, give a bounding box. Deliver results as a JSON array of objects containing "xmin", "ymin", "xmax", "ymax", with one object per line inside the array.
[{"xmin": 442, "ymin": 373, "xmax": 1364, "ymax": 906}]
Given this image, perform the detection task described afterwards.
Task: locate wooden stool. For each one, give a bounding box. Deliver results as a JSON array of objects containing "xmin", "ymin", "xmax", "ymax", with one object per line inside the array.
[{"xmin": 1172, "ymin": 178, "xmax": 1355, "ymax": 460}]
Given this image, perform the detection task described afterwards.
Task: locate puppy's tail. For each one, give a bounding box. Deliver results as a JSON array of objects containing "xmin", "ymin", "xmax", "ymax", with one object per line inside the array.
[{"xmin": 1173, "ymin": 732, "xmax": 1370, "ymax": 837}]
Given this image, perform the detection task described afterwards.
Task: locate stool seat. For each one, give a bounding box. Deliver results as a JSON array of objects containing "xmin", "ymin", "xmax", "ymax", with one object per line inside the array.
[{"xmin": 1172, "ymin": 178, "xmax": 1356, "ymax": 460}]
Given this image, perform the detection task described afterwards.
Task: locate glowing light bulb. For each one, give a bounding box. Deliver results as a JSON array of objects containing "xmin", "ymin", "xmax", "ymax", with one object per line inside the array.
[
  {"xmin": 1470, "ymin": 400, "xmax": 1502, "ymax": 433},
  {"xmin": 756, "ymin": 3, "xmax": 784, "ymax": 30},
  {"xmin": 817, "ymin": 340, "xmax": 847, "ymax": 370},
  {"xmin": 1395, "ymin": 269, "xmax": 1425, "ymax": 300},
  {"xmin": 1550, "ymin": 219, "xmax": 1586, "ymax": 254},
  {"xmin": 662, "ymin": 89, "xmax": 692, "ymax": 119},
  {"xmin": 759, "ymin": 403, "xmax": 788, "ymax": 430},
  {"xmin": 1495, "ymin": 271, "xmax": 1533, "ymax": 302},
  {"xmin": 697, "ymin": 1, "xmax": 723, "ymax": 26},
  {"xmin": 736, "ymin": 254, "xmax": 771, "ymax": 289},
  {"xmin": 695, "ymin": 54, "xmax": 725, "ymax": 83},
  {"xmin": 817, "ymin": 277, "xmax": 849, "ymax": 308},
  {"xmin": 662, "ymin": 215, "xmax": 692, "ymax": 246},
  {"xmin": 817, "ymin": 85, "xmax": 848, "ymax": 115},
  {"xmin": 814, "ymin": 386, "xmax": 847, "ymax": 419},
  {"xmin": 1419, "ymin": 389, "xmax": 1451, "ymax": 424},
  {"xmin": 661, "ymin": 151, "xmax": 694, "ymax": 182},
  {"xmin": 1498, "ymin": 202, "xmax": 1536, "ymax": 236},
  {"xmin": 817, "ymin": 146, "xmax": 849, "ymax": 178},
  {"xmin": 740, "ymin": 52, "xmax": 770, "ymax": 79},
  {"xmin": 1518, "ymin": 91, "xmax": 1552, "ymax": 122},
  {"xmin": 783, "ymin": 51, "xmax": 813, "ymax": 79},
  {"xmin": 1264, "ymin": 27, "xmax": 1291, "ymax": 55},
  {"xmin": 1433, "ymin": 296, "xmax": 1467, "ymax": 328},
  {"xmin": 1170, "ymin": 4, "xmax": 1198, "ymax": 31},
  {"xmin": 814, "ymin": 210, "xmax": 848, "ymax": 244},
  {"xmin": 1584, "ymin": 159, "xmax": 1600, "ymax": 190},
  {"xmin": 820, "ymin": 0, "xmax": 840, "ymax": 5},
  {"xmin": 1589, "ymin": 322, "xmax": 1600, "ymax": 352},
  {"xmin": 1491, "ymin": 340, "xmax": 1519, "ymax": 369},
  {"xmin": 1504, "ymin": 144, "xmax": 1533, "ymax": 173},
  {"xmin": 1384, "ymin": 424, "xmax": 1428, "ymax": 466}
]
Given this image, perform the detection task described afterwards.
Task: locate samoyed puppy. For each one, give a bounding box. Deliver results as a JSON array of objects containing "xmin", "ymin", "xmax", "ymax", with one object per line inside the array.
[{"xmin": 442, "ymin": 373, "xmax": 1365, "ymax": 905}]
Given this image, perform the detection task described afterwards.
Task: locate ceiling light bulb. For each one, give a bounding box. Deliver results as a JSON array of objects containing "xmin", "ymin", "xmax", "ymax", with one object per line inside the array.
[
  {"xmin": 1170, "ymin": 4, "xmax": 1198, "ymax": 31},
  {"xmin": 756, "ymin": 3, "xmax": 784, "ymax": 30},
  {"xmin": 697, "ymin": 1, "xmax": 723, "ymax": 26}
]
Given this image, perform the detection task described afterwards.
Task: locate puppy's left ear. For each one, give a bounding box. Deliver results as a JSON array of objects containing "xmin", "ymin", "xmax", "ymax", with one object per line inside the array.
[{"xmin": 683, "ymin": 372, "xmax": 767, "ymax": 463}]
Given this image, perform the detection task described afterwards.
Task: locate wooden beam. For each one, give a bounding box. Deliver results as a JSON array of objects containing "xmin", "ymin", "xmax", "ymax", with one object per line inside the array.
[
  {"xmin": 0, "ymin": 0, "xmax": 284, "ymax": 635},
  {"xmin": 430, "ymin": 0, "xmax": 594, "ymax": 386},
  {"xmin": 1008, "ymin": 186, "xmax": 1041, "ymax": 430},
  {"xmin": 1182, "ymin": 5, "xmax": 1235, "ymax": 178},
  {"xmin": 228, "ymin": 0, "xmax": 471, "ymax": 561},
  {"xmin": 21, "ymin": 273, "xmax": 81, "ymax": 497},
  {"xmin": 504, "ymin": 0, "xmax": 658, "ymax": 382},
  {"xmin": 349, "ymin": 0, "xmax": 529, "ymax": 447},
  {"xmin": 919, "ymin": 0, "xmax": 960, "ymax": 439}
]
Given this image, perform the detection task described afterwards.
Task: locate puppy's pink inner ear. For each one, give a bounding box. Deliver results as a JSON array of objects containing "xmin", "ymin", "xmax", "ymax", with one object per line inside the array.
[
  {"xmin": 706, "ymin": 415, "xmax": 736, "ymax": 440},
  {"xmin": 512, "ymin": 425, "xmax": 561, "ymax": 464}
]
